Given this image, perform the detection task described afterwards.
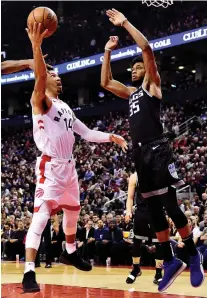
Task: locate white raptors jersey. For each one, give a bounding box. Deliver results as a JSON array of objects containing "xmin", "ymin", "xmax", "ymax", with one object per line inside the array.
[{"xmin": 32, "ymin": 98, "xmax": 76, "ymax": 159}]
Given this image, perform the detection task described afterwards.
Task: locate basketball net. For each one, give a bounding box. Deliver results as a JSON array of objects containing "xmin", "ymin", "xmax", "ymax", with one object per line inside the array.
[{"xmin": 142, "ymin": 0, "xmax": 173, "ymax": 8}]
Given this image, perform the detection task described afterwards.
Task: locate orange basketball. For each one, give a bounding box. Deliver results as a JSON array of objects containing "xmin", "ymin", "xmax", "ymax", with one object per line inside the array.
[{"xmin": 27, "ymin": 7, "xmax": 58, "ymax": 38}]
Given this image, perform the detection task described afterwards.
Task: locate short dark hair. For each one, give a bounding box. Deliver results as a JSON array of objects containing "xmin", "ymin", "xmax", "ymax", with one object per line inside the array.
[
  {"xmin": 4, "ymin": 223, "xmax": 11, "ymax": 227},
  {"xmin": 46, "ymin": 64, "xmax": 54, "ymax": 71},
  {"xmin": 131, "ymin": 56, "xmax": 144, "ymax": 68},
  {"xmin": 131, "ymin": 55, "xmax": 160, "ymax": 72}
]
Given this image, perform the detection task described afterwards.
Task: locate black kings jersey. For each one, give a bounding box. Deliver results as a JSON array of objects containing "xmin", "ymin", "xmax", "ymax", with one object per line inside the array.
[{"xmin": 129, "ymin": 85, "xmax": 163, "ymax": 147}]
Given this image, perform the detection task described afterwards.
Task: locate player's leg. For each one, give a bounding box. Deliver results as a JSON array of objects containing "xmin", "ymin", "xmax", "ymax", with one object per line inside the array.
[
  {"xmin": 146, "ymin": 195, "xmax": 187, "ymax": 292},
  {"xmin": 59, "ymin": 206, "xmax": 92, "ymax": 271},
  {"xmin": 22, "ymin": 200, "xmax": 53, "ymax": 293},
  {"xmin": 153, "ymin": 241, "xmax": 163, "ymax": 285},
  {"xmin": 160, "ymin": 187, "xmax": 204, "ymax": 288},
  {"xmin": 126, "ymin": 209, "xmax": 147, "ymax": 284},
  {"xmin": 143, "ymin": 141, "xmax": 204, "ymax": 290},
  {"xmin": 59, "ymin": 168, "xmax": 92, "ymax": 271},
  {"xmin": 126, "ymin": 238, "xmax": 142, "ymax": 283}
]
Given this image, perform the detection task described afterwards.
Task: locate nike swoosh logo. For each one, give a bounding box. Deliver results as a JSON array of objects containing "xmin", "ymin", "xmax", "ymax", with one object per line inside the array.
[{"xmin": 152, "ymin": 145, "xmax": 160, "ymax": 150}]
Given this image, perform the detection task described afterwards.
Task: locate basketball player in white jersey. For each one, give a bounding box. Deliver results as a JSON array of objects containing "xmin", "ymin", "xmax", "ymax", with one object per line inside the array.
[{"xmin": 22, "ymin": 22, "xmax": 127, "ymax": 293}]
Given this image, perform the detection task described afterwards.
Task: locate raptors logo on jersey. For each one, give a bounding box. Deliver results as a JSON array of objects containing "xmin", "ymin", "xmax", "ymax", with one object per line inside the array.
[
  {"xmin": 35, "ymin": 188, "xmax": 44, "ymax": 198},
  {"xmin": 32, "ymin": 99, "xmax": 76, "ymax": 159}
]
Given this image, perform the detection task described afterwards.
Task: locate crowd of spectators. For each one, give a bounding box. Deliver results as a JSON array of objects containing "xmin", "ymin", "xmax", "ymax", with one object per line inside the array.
[
  {"xmin": 1, "ymin": 101, "xmax": 207, "ymax": 267},
  {"xmin": 2, "ymin": 1, "xmax": 207, "ymax": 64}
]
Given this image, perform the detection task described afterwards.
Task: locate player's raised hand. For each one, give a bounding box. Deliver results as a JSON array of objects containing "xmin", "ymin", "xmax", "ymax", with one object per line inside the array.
[
  {"xmin": 109, "ymin": 134, "xmax": 128, "ymax": 153},
  {"xmin": 26, "ymin": 22, "xmax": 48, "ymax": 46},
  {"xmin": 106, "ymin": 9, "xmax": 127, "ymax": 26},
  {"xmin": 105, "ymin": 36, "xmax": 119, "ymax": 51}
]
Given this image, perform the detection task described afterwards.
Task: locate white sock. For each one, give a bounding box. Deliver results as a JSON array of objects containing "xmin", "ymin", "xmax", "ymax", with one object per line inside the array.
[
  {"xmin": 66, "ymin": 242, "xmax": 76, "ymax": 254},
  {"xmin": 24, "ymin": 262, "xmax": 35, "ymax": 273}
]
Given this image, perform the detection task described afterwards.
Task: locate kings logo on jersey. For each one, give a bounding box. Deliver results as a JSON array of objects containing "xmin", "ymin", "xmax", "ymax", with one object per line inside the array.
[
  {"xmin": 129, "ymin": 90, "xmax": 143, "ymax": 117},
  {"xmin": 168, "ymin": 163, "xmax": 179, "ymax": 179}
]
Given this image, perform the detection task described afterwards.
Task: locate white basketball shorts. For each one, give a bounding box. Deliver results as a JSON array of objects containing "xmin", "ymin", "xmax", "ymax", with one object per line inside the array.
[{"xmin": 34, "ymin": 155, "xmax": 80, "ymax": 215}]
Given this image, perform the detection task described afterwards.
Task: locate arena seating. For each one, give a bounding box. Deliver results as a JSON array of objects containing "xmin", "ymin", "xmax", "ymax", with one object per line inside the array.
[{"xmin": 1, "ymin": 101, "xmax": 207, "ymax": 267}]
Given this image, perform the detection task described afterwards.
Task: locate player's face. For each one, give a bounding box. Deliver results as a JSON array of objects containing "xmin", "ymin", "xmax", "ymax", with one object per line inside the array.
[
  {"xmin": 131, "ymin": 62, "xmax": 145, "ymax": 81},
  {"xmin": 46, "ymin": 71, "xmax": 63, "ymax": 95}
]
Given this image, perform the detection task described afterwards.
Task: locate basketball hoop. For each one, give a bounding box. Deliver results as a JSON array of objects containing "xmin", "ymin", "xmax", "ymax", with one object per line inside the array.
[{"xmin": 142, "ymin": 0, "xmax": 173, "ymax": 8}]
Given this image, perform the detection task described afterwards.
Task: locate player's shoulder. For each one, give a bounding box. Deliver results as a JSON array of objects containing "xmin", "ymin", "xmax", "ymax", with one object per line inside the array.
[{"xmin": 128, "ymin": 87, "xmax": 137, "ymax": 96}]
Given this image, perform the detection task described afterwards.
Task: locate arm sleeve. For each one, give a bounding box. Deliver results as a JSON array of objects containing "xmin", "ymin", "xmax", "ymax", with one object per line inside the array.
[{"xmin": 73, "ymin": 118, "xmax": 110, "ymax": 143}]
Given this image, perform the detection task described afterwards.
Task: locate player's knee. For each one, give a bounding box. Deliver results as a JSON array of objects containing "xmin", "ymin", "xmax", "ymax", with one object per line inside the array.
[
  {"xmin": 167, "ymin": 207, "xmax": 188, "ymax": 229},
  {"xmin": 164, "ymin": 188, "xmax": 187, "ymax": 229},
  {"xmin": 62, "ymin": 208, "xmax": 80, "ymax": 235},
  {"xmin": 25, "ymin": 211, "xmax": 50, "ymax": 250}
]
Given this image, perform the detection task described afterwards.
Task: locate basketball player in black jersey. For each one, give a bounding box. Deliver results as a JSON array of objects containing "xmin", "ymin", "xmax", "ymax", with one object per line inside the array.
[
  {"xmin": 125, "ymin": 172, "xmax": 163, "ymax": 285},
  {"xmin": 101, "ymin": 8, "xmax": 204, "ymax": 292}
]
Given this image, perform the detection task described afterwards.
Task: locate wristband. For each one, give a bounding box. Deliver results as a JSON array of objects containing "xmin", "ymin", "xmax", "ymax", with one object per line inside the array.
[
  {"xmin": 121, "ymin": 18, "xmax": 127, "ymax": 27},
  {"xmin": 105, "ymin": 48, "xmax": 112, "ymax": 52}
]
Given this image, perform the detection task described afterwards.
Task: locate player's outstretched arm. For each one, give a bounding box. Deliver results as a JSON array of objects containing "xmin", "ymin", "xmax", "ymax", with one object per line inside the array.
[
  {"xmin": 73, "ymin": 117, "xmax": 128, "ymax": 152},
  {"xmin": 1, "ymin": 55, "xmax": 49, "ymax": 75},
  {"xmin": 125, "ymin": 173, "xmax": 136, "ymax": 221},
  {"xmin": 26, "ymin": 22, "xmax": 49, "ymax": 109},
  {"xmin": 106, "ymin": 9, "xmax": 160, "ymax": 87},
  {"xmin": 1, "ymin": 60, "xmax": 31, "ymax": 74},
  {"xmin": 101, "ymin": 36, "xmax": 135, "ymax": 99}
]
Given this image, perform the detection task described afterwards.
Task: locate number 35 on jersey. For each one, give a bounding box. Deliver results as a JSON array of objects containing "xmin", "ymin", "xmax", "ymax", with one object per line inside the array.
[{"xmin": 129, "ymin": 90, "xmax": 143, "ymax": 117}]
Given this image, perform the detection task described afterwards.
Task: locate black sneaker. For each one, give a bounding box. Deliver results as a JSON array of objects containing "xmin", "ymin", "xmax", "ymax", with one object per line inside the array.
[
  {"xmin": 153, "ymin": 272, "xmax": 163, "ymax": 285},
  {"xmin": 35, "ymin": 263, "xmax": 41, "ymax": 268},
  {"xmin": 22, "ymin": 271, "xmax": 40, "ymax": 293},
  {"xmin": 59, "ymin": 250, "xmax": 92, "ymax": 271},
  {"xmin": 126, "ymin": 269, "xmax": 142, "ymax": 284},
  {"xmin": 45, "ymin": 263, "xmax": 52, "ymax": 268}
]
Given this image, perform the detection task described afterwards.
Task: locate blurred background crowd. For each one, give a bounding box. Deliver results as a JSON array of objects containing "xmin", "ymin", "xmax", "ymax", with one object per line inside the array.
[
  {"xmin": 2, "ymin": 1, "xmax": 207, "ymax": 64},
  {"xmin": 1, "ymin": 103, "xmax": 207, "ymax": 267}
]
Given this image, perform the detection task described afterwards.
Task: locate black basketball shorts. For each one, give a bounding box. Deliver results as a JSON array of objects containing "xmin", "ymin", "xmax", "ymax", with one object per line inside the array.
[
  {"xmin": 133, "ymin": 137, "xmax": 184, "ymax": 198},
  {"xmin": 133, "ymin": 207, "xmax": 157, "ymax": 242}
]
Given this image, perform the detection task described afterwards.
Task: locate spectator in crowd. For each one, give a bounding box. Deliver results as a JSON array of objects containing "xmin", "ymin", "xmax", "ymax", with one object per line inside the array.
[
  {"xmin": 84, "ymin": 166, "xmax": 95, "ymax": 182},
  {"xmin": 80, "ymin": 220, "xmax": 95, "ymax": 262},
  {"xmin": 97, "ymin": 220, "xmax": 124, "ymax": 265},
  {"xmin": 1, "ymin": 222, "xmax": 20, "ymax": 260},
  {"xmin": 198, "ymin": 227, "xmax": 207, "ymax": 267},
  {"xmin": 92, "ymin": 214, "xmax": 99, "ymax": 229},
  {"xmin": 199, "ymin": 212, "xmax": 207, "ymax": 231},
  {"xmin": 113, "ymin": 187, "xmax": 126, "ymax": 201},
  {"xmin": 10, "ymin": 220, "xmax": 27, "ymax": 260},
  {"xmin": 81, "ymin": 199, "xmax": 91, "ymax": 214},
  {"xmin": 50, "ymin": 221, "xmax": 64, "ymax": 262},
  {"xmin": 105, "ymin": 213, "xmax": 114, "ymax": 227},
  {"xmin": 115, "ymin": 214, "xmax": 124, "ymax": 229},
  {"xmin": 109, "ymin": 197, "xmax": 125, "ymax": 215}
]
